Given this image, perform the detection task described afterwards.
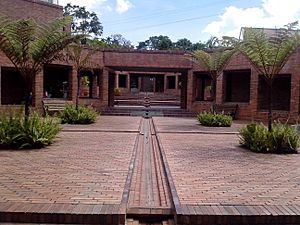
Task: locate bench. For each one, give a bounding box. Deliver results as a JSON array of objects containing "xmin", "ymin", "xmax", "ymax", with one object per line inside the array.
[
  {"xmin": 42, "ymin": 99, "xmax": 72, "ymax": 116},
  {"xmin": 212, "ymin": 103, "xmax": 238, "ymax": 119}
]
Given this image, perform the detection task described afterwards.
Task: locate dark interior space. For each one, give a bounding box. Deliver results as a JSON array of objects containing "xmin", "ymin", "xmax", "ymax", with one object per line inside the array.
[
  {"xmin": 167, "ymin": 76, "xmax": 176, "ymax": 89},
  {"xmin": 155, "ymin": 75, "xmax": 164, "ymax": 92},
  {"xmin": 225, "ymin": 70, "xmax": 251, "ymax": 102},
  {"xmin": 44, "ymin": 65, "xmax": 70, "ymax": 98},
  {"xmin": 1, "ymin": 67, "xmax": 25, "ymax": 105},
  {"xmin": 258, "ymin": 75, "xmax": 291, "ymax": 111},
  {"xmin": 194, "ymin": 73, "xmax": 212, "ymax": 101}
]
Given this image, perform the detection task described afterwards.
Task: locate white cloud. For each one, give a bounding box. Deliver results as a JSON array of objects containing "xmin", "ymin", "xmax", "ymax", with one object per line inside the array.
[
  {"xmin": 116, "ymin": 0, "xmax": 133, "ymax": 14},
  {"xmin": 203, "ymin": 0, "xmax": 300, "ymax": 39},
  {"xmin": 59, "ymin": 0, "xmax": 107, "ymax": 11}
]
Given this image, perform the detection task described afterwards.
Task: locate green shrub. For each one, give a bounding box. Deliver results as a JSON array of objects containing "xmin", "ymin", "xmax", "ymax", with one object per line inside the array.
[
  {"xmin": 0, "ymin": 113, "xmax": 60, "ymax": 149},
  {"xmin": 59, "ymin": 105, "xmax": 97, "ymax": 124},
  {"xmin": 197, "ymin": 111, "xmax": 232, "ymax": 127},
  {"xmin": 239, "ymin": 122, "xmax": 299, "ymax": 153}
]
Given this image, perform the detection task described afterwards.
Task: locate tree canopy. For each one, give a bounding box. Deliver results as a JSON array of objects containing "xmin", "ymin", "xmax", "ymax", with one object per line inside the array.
[
  {"xmin": 63, "ymin": 3, "xmax": 103, "ymax": 38},
  {"xmin": 137, "ymin": 35, "xmax": 173, "ymax": 50}
]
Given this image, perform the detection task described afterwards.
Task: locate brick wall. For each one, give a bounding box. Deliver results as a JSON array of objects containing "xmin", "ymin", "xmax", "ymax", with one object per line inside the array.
[{"xmin": 0, "ymin": 0, "xmax": 63, "ymax": 23}]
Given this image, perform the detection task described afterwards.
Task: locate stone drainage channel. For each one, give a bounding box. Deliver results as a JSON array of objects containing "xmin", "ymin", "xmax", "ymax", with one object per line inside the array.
[{"xmin": 125, "ymin": 116, "xmax": 175, "ymax": 225}]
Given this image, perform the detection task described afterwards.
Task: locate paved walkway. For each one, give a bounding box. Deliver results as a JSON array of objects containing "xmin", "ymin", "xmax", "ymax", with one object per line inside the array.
[
  {"xmin": 0, "ymin": 116, "xmax": 299, "ymax": 225},
  {"xmin": 128, "ymin": 118, "xmax": 172, "ymax": 215},
  {"xmin": 0, "ymin": 116, "xmax": 141, "ymax": 224}
]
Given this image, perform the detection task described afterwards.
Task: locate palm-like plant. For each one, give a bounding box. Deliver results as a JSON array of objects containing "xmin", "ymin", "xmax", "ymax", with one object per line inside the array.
[
  {"xmin": 65, "ymin": 44, "xmax": 97, "ymax": 110},
  {"xmin": 0, "ymin": 15, "xmax": 82, "ymax": 119},
  {"xmin": 239, "ymin": 22, "xmax": 299, "ymax": 131},
  {"xmin": 189, "ymin": 47, "xmax": 236, "ymax": 102}
]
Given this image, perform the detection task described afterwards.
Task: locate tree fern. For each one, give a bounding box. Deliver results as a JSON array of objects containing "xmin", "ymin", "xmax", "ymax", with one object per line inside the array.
[
  {"xmin": 65, "ymin": 44, "xmax": 97, "ymax": 109},
  {"xmin": 0, "ymin": 15, "xmax": 83, "ymax": 118},
  {"xmin": 188, "ymin": 46, "xmax": 236, "ymax": 102},
  {"xmin": 239, "ymin": 23, "xmax": 300, "ymax": 131}
]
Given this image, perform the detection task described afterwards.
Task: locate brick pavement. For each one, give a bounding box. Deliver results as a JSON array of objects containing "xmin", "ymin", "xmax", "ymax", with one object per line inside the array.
[
  {"xmin": 0, "ymin": 116, "xmax": 141, "ymax": 224},
  {"xmin": 153, "ymin": 117, "xmax": 247, "ymax": 134},
  {"xmin": 0, "ymin": 131, "xmax": 136, "ymax": 205},
  {"xmin": 154, "ymin": 117, "xmax": 300, "ymax": 224},
  {"xmin": 62, "ymin": 115, "xmax": 141, "ymax": 132},
  {"xmin": 159, "ymin": 133, "xmax": 300, "ymax": 206},
  {"xmin": 1, "ymin": 115, "xmax": 300, "ymax": 225}
]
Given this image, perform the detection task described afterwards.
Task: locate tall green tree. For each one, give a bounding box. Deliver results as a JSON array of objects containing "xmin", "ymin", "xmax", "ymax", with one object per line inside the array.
[
  {"xmin": 63, "ymin": 3, "xmax": 103, "ymax": 38},
  {"xmin": 174, "ymin": 38, "xmax": 193, "ymax": 51},
  {"xmin": 66, "ymin": 44, "xmax": 97, "ymax": 110},
  {"xmin": 189, "ymin": 46, "xmax": 236, "ymax": 103},
  {"xmin": 0, "ymin": 15, "xmax": 82, "ymax": 119},
  {"xmin": 102, "ymin": 34, "xmax": 133, "ymax": 49},
  {"xmin": 137, "ymin": 35, "xmax": 173, "ymax": 50},
  {"xmin": 239, "ymin": 23, "xmax": 299, "ymax": 131}
]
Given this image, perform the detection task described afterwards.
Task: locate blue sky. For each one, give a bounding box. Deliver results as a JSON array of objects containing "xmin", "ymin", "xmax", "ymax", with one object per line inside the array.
[{"xmin": 59, "ymin": 0, "xmax": 300, "ymax": 46}]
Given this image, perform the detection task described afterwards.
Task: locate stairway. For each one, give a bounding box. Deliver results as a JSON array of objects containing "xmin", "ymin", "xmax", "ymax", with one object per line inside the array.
[{"xmin": 101, "ymin": 107, "xmax": 196, "ymax": 117}]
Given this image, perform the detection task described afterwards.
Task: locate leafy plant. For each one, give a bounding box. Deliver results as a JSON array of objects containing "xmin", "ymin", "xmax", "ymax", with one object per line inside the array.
[
  {"xmin": 65, "ymin": 44, "xmax": 97, "ymax": 110},
  {"xmin": 197, "ymin": 111, "xmax": 232, "ymax": 127},
  {"xmin": 239, "ymin": 122, "xmax": 299, "ymax": 153},
  {"xmin": 187, "ymin": 38, "xmax": 237, "ymax": 102},
  {"xmin": 239, "ymin": 23, "xmax": 300, "ymax": 131},
  {"xmin": 59, "ymin": 105, "xmax": 97, "ymax": 124},
  {"xmin": 114, "ymin": 88, "xmax": 121, "ymax": 96},
  {"xmin": 0, "ymin": 113, "xmax": 60, "ymax": 149},
  {"xmin": 0, "ymin": 15, "xmax": 82, "ymax": 119}
]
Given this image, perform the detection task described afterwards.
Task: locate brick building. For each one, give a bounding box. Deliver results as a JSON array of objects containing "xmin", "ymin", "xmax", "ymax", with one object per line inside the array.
[{"xmin": 0, "ymin": 0, "xmax": 299, "ymax": 122}]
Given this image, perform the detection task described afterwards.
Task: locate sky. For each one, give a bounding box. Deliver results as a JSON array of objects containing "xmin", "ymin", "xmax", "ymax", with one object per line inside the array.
[{"xmin": 58, "ymin": 0, "xmax": 300, "ymax": 46}]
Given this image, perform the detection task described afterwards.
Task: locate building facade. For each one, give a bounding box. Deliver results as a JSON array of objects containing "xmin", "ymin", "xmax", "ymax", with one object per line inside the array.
[{"xmin": 0, "ymin": 0, "xmax": 300, "ymax": 122}]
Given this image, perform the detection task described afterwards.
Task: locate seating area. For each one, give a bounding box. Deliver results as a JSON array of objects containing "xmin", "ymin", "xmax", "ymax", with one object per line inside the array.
[
  {"xmin": 212, "ymin": 103, "xmax": 238, "ymax": 119},
  {"xmin": 42, "ymin": 99, "xmax": 72, "ymax": 115}
]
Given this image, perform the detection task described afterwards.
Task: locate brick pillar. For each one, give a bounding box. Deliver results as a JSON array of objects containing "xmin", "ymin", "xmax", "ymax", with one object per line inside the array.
[
  {"xmin": 92, "ymin": 74, "xmax": 98, "ymax": 98},
  {"xmin": 215, "ymin": 72, "xmax": 223, "ymax": 104},
  {"xmin": 138, "ymin": 76, "xmax": 142, "ymax": 92},
  {"xmin": 290, "ymin": 70, "xmax": 300, "ymax": 122},
  {"xmin": 69, "ymin": 67, "xmax": 77, "ymax": 102},
  {"xmin": 33, "ymin": 69, "xmax": 43, "ymax": 110},
  {"xmin": 250, "ymin": 70, "xmax": 259, "ymax": 120},
  {"xmin": 186, "ymin": 70, "xmax": 193, "ymax": 110},
  {"xmin": 115, "ymin": 73, "xmax": 119, "ymax": 88},
  {"xmin": 127, "ymin": 74, "xmax": 130, "ymax": 91},
  {"xmin": 164, "ymin": 74, "xmax": 167, "ymax": 92},
  {"xmin": 101, "ymin": 68, "xmax": 109, "ymax": 107}
]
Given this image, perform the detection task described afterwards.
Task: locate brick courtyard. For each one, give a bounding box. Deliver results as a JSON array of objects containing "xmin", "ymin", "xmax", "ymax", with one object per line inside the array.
[{"xmin": 0, "ymin": 116, "xmax": 299, "ymax": 224}]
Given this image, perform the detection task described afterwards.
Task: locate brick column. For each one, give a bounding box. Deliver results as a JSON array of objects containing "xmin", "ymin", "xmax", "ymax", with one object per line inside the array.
[
  {"xmin": 153, "ymin": 77, "xmax": 156, "ymax": 93},
  {"xmin": 138, "ymin": 77, "xmax": 142, "ymax": 92},
  {"xmin": 164, "ymin": 74, "xmax": 167, "ymax": 92},
  {"xmin": 101, "ymin": 68, "xmax": 109, "ymax": 107},
  {"xmin": 175, "ymin": 74, "xmax": 179, "ymax": 90},
  {"xmin": 250, "ymin": 70, "xmax": 259, "ymax": 120},
  {"xmin": 186, "ymin": 70, "xmax": 193, "ymax": 110},
  {"xmin": 69, "ymin": 67, "xmax": 77, "ymax": 102},
  {"xmin": 127, "ymin": 73, "xmax": 130, "ymax": 91},
  {"xmin": 115, "ymin": 73, "xmax": 119, "ymax": 88},
  {"xmin": 215, "ymin": 73, "xmax": 224, "ymax": 104},
  {"xmin": 92, "ymin": 74, "xmax": 98, "ymax": 98},
  {"xmin": 32, "ymin": 69, "xmax": 43, "ymax": 110},
  {"xmin": 290, "ymin": 70, "xmax": 300, "ymax": 122}
]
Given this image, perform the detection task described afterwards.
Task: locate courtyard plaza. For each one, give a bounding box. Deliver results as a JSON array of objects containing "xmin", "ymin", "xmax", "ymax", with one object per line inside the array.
[{"xmin": 0, "ymin": 116, "xmax": 299, "ymax": 224}]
